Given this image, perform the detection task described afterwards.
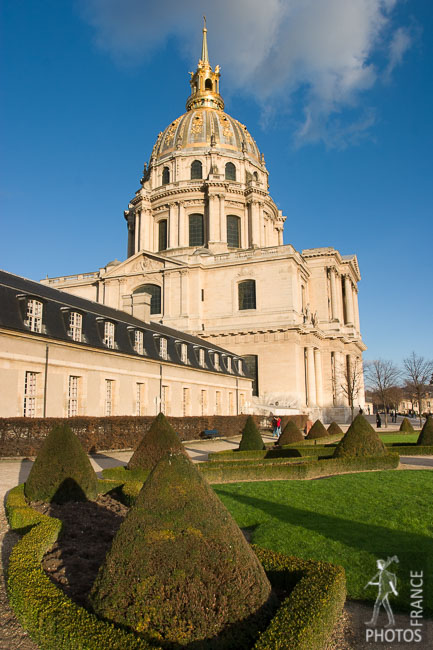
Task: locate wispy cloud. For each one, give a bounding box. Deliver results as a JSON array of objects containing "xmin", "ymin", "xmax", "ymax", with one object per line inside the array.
[{"xmin": 77, "ymin": 0, "xmax": 413, "ymax": 148}]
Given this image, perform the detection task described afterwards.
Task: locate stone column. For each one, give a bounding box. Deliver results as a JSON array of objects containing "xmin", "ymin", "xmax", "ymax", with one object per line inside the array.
[
  {"xmin": 180, "ymin": 269, "xmax": 188, "ymax": 316},
  {"xmin": 307, "ymin": 347, "xmax": 316, "ymax": 406},
  {"xmin": 277, "ymin": 227, "xmax": 283, "ymax": 246},
  {"xmin": 314, "ymin": 348, "xmax": 323, "ymax": 406},
  {"xmin": 329, "ymin": 268, "xmax": 339, "ymax": 320},
  {"xmin": 134, "ymin": 211, "xmax": 141, "ymax": 253},
  {"xmin": 249, "ymin": 199, "xmax": 260, "ymax": 247},
  {"xmin": 208, "ymin": 194, "xmax": 219, "ymax": 242},
  {"xmin": 218, "ymin": 194, "xmax": 226, "ymax": 243},
  {"xmin": 168, "ymin": 203, "xmax": 177, "ymax": 249},
  {"xmin": 127, "ymin": 213, "xmax": 135, "ymax": 257},
  {"xmin": 353, "ymin": 287, "xmax": 360, "ymax": 332},
  {"xmin": 344, "ymin": 275, "xmax": 354, "ymax": 324},
  {"xmin": 178, "ymin": 201, "xmax": 186, "ymax": 247},
  {"xmin": 335, "ymin": 350, "xmax": 344, "ymax": 405}
]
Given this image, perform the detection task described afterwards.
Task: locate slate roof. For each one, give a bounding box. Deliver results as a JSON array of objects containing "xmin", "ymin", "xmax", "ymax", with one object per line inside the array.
[{"xmin": 0, "ymin": 269, "xmax": 247, "ymax": 377}]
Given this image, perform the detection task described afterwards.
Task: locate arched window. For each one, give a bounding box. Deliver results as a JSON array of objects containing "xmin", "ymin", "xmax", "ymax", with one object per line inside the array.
[
  {"xmin": 191, "ymin": 160, "xmax": 202, "ymax": 179},
  {"xmin": 227, "ymin": 215, "xmax": 240, "ymax": 248},
  {"xmin": 158, "ymin": 220, "xmax": 167, "ymax": 251},
  {"xmin": 238, "ymin": 280, "xmax": 256, "ymax": 310},
  {"xmin": 253, "ymin": 171, "xmax": 258, "ymax": 182},
  {"xmin": 189, "ymin": 213, "xmax": 204, "ymax": 246},
  {"xmin": 162, "ymin": 166, "xmax": 170, "ymax": 185},
  {"xmin": 225, "ymin": 162, "xmax": 236, "ymax": 181},
  {"xmin": 205, "ymin": 78, "xmax": 213, "ymax": 90},
  {"xmin": 134, "ymin": 284, "xmax": 162, "ymax": 315}
]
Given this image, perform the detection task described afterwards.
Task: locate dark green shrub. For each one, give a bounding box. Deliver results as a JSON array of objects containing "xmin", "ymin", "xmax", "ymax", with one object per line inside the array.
[
  {"xmin": 306, "ymin": 420, "xmax": 328, "ymax": 440},
  {"xmin": 90, "ymin": 452, "xmax": 275, "ymax": 647},
  {"xmin": 399, "ymin": 417, "xmax": 415, "ymax": 433},
  {"xmin": 278, "ymin": 420, "xmax": 304, "ymax": 445},
  {"xmin": 24, "ymin": 424, "xmax": 98, "ymax": 503},
  {"xmin": 333, "ymin": 415, "xmax": 387, "ymax": 458},
  {"xmin": 327, "ymin": 421, "xmax": 343, "ymax": 436},
  {"xmin": 384, "ymin": 445, "xmax": 433, "ymax": 455},
  {"xmin": 127, "ymin": 412, "xmax": 187, "ymax": 470},
  {"xmin": 239, "ymin": 415, "xmax": 266, "ymax": 451},
  {"xmin": 417, "ymin": 416, "xmax": 433, "ymax": 445}
]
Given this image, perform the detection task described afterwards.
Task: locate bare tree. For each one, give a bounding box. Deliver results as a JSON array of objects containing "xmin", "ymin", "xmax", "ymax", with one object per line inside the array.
[
  {"xmin": 339, "ymin": 357, "xmax": 364, "ymax": 422},
  {"xmin": 403, "ymin": 352, "xmax": 433, "ymax": 427},
  {"xmin": 364, "ymin": 360, "xmax": 401, "ymax": 427}
]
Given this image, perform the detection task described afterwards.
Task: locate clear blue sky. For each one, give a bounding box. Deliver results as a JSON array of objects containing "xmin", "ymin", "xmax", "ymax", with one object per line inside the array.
[{"xmin": 1, "ymin": 1, "xmax": 432, "ymax": 365}]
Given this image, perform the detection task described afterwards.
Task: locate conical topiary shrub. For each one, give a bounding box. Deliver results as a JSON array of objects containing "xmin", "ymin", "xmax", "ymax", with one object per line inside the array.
[
  {"xmin": 90, "ymin": 452, "xmax": 275, "ymax": 647},
  {"xmin": 127, "ymin": 412, "xmax": 187, "ymax": 470},
  {"xmin": 238, "ymin": 415, "xmax": 266, "ymax": 451},
  {"xmin": 24, "ymin": 424, "xmax": 98, "ymax": 503},
  {"xmin": 399, "ymin": 417, "xmax": 414, "ymax": 433},
  {"xmin": 278, "ymin": 419, "xmax": 304, "ymax": 445},
  {"xmin": 306, "ymin": 419, "xmax": 328, "ymax": 440},
  {"xmin": 327, "ymin": 421, "xmax": 343, "ymax": 437},
  {"xmin": 417, "ymin": 415, "xmax": 433, "ymax": 445},
  {"xmin": 333, "ymin": 414, "xmax": 387, "ymax": 457}
]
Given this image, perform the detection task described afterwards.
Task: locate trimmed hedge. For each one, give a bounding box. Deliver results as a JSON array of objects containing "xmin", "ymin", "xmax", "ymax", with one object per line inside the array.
[
  {"xmin": 6, "ymin": 488, "xmax": 345, "ymax": 650},
  {"xmin": 278, "ymin": 420, "xmax": 304, "ymax": 445},
  {"xmin": 327, "ymin": 421, "xmax": 343, "ymax": 436},
  {"xmin": 199, "ymin": 454, "xmax": 399, "ymax": 484},
  {"xmin": 399, "ymin": 417, "xmax": 415, "ymax": 433},
  {"xmin": 334, "ymin": 415, "xmax": 387, "ymax": 458},
  {"xmin": 127, "ymin": 412, "xmax": 187, "ymax": 470},
  {"xmin": 208, "ymin": 447, "xmax": 334, "ymax": 461},
  {"xmin": 239, "ymin": 415, "xmax": 266, "ymax": 451},
  {"xmin": 418, "ymin": 416, "xmax": 433, "ymax": 446},
  {"xmin": 305, "ymin": 420, "xmax": 328, "ymax": 440},
  {"xmin": 24, "ymin": 424, "xmax": 98, "ymax": 503},
  {"xmin": 384, "ymin": 445, "xmax": 433, "ymax": 456}
]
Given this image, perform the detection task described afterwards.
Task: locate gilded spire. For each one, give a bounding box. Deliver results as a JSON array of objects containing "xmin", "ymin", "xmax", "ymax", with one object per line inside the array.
[
  {"xmin": 186, "ymin": 18, "xmax": 224, "ymax": 112},
  {"xmin": 201, "ymin": 16, "xmax": 209, "ymax": 64}
]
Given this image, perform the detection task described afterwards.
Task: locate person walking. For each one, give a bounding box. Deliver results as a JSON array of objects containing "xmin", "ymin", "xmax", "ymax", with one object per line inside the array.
[
  {"xmin": 376, "ymin": 413, "xmax": 382, "ymax": 428},
  {"xmin": 276, "ymin": 416, "xmax": 282, "ymax": 438}
]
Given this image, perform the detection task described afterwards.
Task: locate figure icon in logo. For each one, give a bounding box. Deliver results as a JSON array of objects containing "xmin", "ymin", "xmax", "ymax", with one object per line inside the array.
[{"xmin": 364, "ymin": 555, "xmax": 399, "ymax": 627}]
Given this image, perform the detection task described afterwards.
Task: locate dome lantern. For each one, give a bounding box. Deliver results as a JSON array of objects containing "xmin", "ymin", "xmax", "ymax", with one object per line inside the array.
[{"xmin": 186, "ymin": 17, "xmax": 224, "ymax": 112}]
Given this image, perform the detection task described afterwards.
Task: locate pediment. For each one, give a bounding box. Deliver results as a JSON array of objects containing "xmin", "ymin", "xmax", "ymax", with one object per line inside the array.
[{"xmin": 103, "ymin": 251, "xmax": 185, "ymax": 278}]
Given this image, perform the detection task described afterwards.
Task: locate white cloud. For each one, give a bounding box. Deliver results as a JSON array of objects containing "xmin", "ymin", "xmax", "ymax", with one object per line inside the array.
[{"xmin": 78, "ymin": 0, "xmax": 412, "ymax": 147}]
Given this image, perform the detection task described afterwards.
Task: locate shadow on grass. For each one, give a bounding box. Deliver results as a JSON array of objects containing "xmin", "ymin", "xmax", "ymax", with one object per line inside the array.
[{"xmin": 215, "ymin": 488, "xmax": 433, "ymax": 613}]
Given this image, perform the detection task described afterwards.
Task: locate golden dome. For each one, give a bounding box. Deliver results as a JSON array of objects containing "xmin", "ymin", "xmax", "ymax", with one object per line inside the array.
[
  {"xmin": 151, "ymin": 19, "xmax": 261, "ymax": 164},
  {"xmin": 153, "ymin": 108, "xmax": 261, "ymax": 162}
]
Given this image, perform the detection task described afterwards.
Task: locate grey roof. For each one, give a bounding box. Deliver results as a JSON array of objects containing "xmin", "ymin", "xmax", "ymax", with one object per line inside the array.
[{"xmin": 0, "ymin": 269, "xmax": 247, "ymax": 377}]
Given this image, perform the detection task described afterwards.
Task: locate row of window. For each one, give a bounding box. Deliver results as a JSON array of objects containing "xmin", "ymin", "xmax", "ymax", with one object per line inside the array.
[
  {"xmin": 22, "ymin": 298, "xmax": 244, "ymax": 370},
  {"xmin": 157, "ymin": 213, "xmax": 242, "ymax": 250},
  {"xmin": 23, "ymin": 371, "xmax": 247, "ymax": 418},
  {"xmin": 162, "ymin": 161, "xmax": 237, "ymax": 185}
]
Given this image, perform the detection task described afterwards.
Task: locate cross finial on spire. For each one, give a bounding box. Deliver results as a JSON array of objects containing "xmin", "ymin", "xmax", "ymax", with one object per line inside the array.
[{"xmin": 201, "ymin": 15, "xmax": 209, "ymax": 64}]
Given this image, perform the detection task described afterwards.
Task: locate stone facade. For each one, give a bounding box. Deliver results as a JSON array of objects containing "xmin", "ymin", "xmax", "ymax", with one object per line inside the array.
[{"xmin": 40, "ymin": 25, "xmax": 366, "ymax": 422}]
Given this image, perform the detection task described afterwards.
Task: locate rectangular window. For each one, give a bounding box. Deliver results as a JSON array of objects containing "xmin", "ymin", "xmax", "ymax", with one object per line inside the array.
[
  {"xmin": 242, "ymin": 354, "xmax": 259, "ymax": 396},
  {"xmin": 25, "ymin": 299, "xmax": 43, "ymax": 333},
  {"xmin": 189, "ymin": 214, "xmax": 204, "ymax": 246},
  {"xmin": 199, "ymin": 348, "xmax": 205, "ymax": 367},
  {"xmin": 182, "ymin": 387, "xmax": 190, "ymax": 416},
  {"xmin": 238, "ymin": 280, "xmax": 256, "ymax": 310},
  {"xmin": 69, "ymin": 312, "xmax": 82, "ymax": 342},
  {"xmin": 160, "ymin": 337, "xmax": 168, "ymax": 360},
  {"xmin": 214, "ymin": 353, "xmax": 220, "ymax": 370},
  {"xmin": 68, "ymin": 376, "xmax": 79, "ymax": 417},
  {"xmin": 158, "ymin": 220, "xmax": 168, "ymax": 251},
  {"xmin": 239, "ymin": 393, "xmax": 245, "ymax": 413},
  {"xmin": 228, "ymin": 391, "xmax": 234, "ymax": 415},
  {"xmin": 215, "ymin": 390, "xmax": 222, "ymax": 415},
  {"xmin": 103, "ymin": 321, "xmax": 115, "ymax": 349},
  {"xmin": 227, "ymin": 357, "xmax": 232, "ymax": 373},
  {"xmin": 161, "ymin": 385, "xmax": 169, "ymax": 414},
  {"xmin": 105, "ymin": 379, "xmax": 114, "ymax": 416},
  {"xmin": 181, "ymin": 343, "xmax": 188, "ymax": 364},
  {"xmin": 227, "ymin": 215, "xmax": 240, "ymax": 248},
  {"xmin": 24, "ymin": 371, "xmax": 37, "ymax": 417},
  {"xmin": 200, "ymin": 389, "xmax": 208, "ymax": 416},
  {"xmin": 134, "ymin": 330, "xmax": 144, "ymax": 355},
  {"xmin": 136, "ymin": 382, "xmax": 144, "ymax": 415}
]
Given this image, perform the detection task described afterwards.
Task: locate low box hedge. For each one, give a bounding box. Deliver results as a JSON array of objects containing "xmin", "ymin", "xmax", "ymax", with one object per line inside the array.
[
  {"xmin": 200, "ymin": 454, "xmax": 399, "ymax": 483},
  {"xmin": 208, "ymin": 446, "xmax": 333, "ymax": 461},
  {"xmin": 384, "ymin": 445, "xmax": 433, "ymax": 455},
  {"xmin": 6, "ymin": 486, "xmax": 345, "ymax": 649}
]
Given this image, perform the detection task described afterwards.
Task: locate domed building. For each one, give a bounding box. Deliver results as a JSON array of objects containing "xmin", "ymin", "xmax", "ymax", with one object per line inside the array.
[{"xmin": 42, "ymin": 22, "xmax": 366, "ymax": 421}]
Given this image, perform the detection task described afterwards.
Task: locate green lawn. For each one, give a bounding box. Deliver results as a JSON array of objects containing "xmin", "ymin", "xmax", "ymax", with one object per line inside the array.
[
  {"xmin": 213, "ymin": 470, "xmax": 432, "ymax": 614},
  {"xmin": 378, "ymin": 432, "xmax": 419, "ymax": 444}
]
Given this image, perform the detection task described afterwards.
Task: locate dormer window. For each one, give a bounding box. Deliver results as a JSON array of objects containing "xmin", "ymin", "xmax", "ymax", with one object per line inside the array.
[
  {"xmin": 199, "ymin": 348, "xmax": 205, "ymax": 367},
  {"xmin": 181, "ymin": 343, "xmax": 188, "ymax": 364},
  {"xmin": 160, "ymin": 337, "xmax": 168, "ymax": 360},
  {"xmin": 25, "ymin": 299, "xmax": 43, "ymax": 333},
  {"xmin": 103, "ymin": 321, "xmax": 115, "ymax": 349},
  {"xmin": 214, "ymin": 352, "xmax": 220, "ymax": 370},
  {"xmin": 134, "ymin": 330, "xmax": 144, "ymax": 355},
  {"xmin": 68, "ymin": 311, "xmax": 82, "ymax": 342},
  {"xmin": 227, "ymin": 356, "xmax": 232, "ymax": 373}
]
